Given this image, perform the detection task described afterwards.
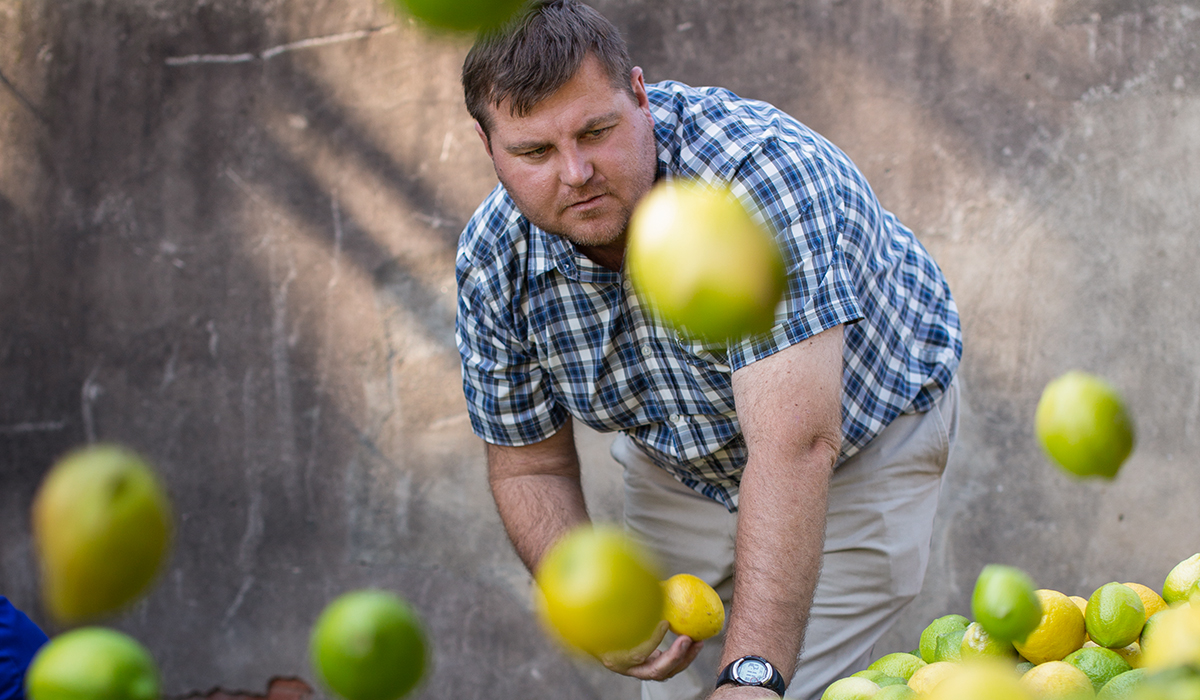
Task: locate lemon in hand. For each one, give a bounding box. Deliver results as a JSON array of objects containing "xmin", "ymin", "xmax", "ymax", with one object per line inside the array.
[
  {"xmin": 1035, "ymin": 371, "xmax": 1135, "ymax": 479},
  {"xmin": 1013, "ymin": 589, "xmax": 1088, "ymax": 664},
  {"xmin": 972, "ymin": 564, "xmax": 1043, "ymax": 643},
  {"xmin": 661, "ymin": 573, "xmax": 724, "ymax": 641},
  {"xmin": 32, "ymin": 445, "xmax": 173, "ymax": 623},
  {"xmin": 535, "ymin": 525, "xmax": 664, "ymax": 656},
  {"xmin": 25, "ymin": 627, "xmax": 159, "ymax": 700},
  {"xmin": 310, "ymin": 590, "xmax": 428, "ymax": 700},
  {"xmin": 1087, "ymin": 583, "xmax": 1145, "ymax": 649},
  {"xmin": 627, "ymin": 180, "xmax": 786, "ymax": 343}
]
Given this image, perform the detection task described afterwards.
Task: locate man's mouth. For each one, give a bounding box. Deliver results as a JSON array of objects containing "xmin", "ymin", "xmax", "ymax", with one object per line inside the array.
[{"xmin": 566, "ymin": 193, "xmax": 606, "ymax": 211}]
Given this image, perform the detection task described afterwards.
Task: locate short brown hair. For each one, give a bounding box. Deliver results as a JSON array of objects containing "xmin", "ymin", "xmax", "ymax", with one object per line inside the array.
[{"xmin": 462, "ymin": 0, "xmax": 634, "ymax": 136}]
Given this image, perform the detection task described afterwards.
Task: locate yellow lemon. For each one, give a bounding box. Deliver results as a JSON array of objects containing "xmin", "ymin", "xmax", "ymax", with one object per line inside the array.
[
  {"xmin": 662, "ymin": 573, "xmax": 725, "ymax": 641},
  {"xmin": 535, "ymin": 525, "xmax": 664, "ymax": 656},
  {"xmin": 972, "ymin": 564, "xmax": 1043, "ymax": 643},
  {"xmin": 1019, "ymin": 660, "xmax": 1095, "ymax": 700},
  {"xmin": 627, "ymin": 180, "xmax": 786, "ymax": 343},
  {"xmin": 309, "ymin": 590, "xmax": 428, "ymax": 700},
  {"xmin": 908, "ymin": 661, "xmax": 962, "ymax": 696},
  {"xmin": 1034, "ymin": 371, "xmax": 1135, "ymax": 479},
  {"xmin": 1014, "ymin": 589, "xmax": 1088, "ymax": 664},
  {"xmin": 1122, "ymin": 583, "xmax": 1168, "ymax": 621},
  {"xmin": 1162, "ymin": 554, "xmax": 1200, "ymax": 605},
  {"xmin": 31, "ymin": 445, "xmax": 173, "ymax": 623},
  {"xmin": 25, "ymin": 627, "xmax": 159, "ymax": 700},
  {"xmin": 1087, "ymin": 583, "xmax": 1146, "ymax": 649}
]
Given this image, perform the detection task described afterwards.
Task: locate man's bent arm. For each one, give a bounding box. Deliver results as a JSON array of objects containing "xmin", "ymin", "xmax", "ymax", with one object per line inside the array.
[
  {"xmin": 487, "ymin": 416, "xmax": 590, "ymax": 573},
  {"xmin": 716, "ymin": 324, "xmax": 844, "ymax": 697}
]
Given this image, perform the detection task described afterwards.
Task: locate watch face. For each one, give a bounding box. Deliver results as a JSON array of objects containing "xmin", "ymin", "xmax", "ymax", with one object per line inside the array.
[{"xmin": 737, "ymin": 658, "xmax": 770, "ymax": 683}]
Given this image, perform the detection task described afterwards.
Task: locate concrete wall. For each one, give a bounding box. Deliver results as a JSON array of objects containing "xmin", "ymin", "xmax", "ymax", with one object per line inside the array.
[{"xmin": 2, "ymin": 0, "xmax": 1198, "ymax": 696}]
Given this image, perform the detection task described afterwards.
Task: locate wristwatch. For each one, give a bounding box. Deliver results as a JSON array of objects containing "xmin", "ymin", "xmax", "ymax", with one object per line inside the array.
[{"xmin": 715, "ymin": 655, "xmax": 787, "ymax": 695}]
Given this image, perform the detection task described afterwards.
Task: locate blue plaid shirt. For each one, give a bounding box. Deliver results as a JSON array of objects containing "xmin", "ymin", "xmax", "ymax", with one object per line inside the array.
[{"xmin": 456, "ymin": 81, "xmax": 962, "ymax": 510}]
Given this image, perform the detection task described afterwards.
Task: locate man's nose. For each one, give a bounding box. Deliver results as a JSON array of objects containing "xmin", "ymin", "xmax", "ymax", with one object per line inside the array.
[{"xmin": 560, "ymin": 146, "xmax": 594, "ymax": 188}]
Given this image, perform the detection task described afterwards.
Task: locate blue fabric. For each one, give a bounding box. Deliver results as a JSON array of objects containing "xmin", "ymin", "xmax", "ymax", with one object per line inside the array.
[
  {"xmin": 456, "ymin": 81, "xmax": 963, "ymax": 511},
  {"xmin": 0, "ymin": 597, "xmax": 48, "ymax": 700}
]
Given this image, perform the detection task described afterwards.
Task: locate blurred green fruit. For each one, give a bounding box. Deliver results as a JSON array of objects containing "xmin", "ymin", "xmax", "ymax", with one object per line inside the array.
[
  {"xmin": 32, "ymin": 445, "xmax": 172, "ymax": 623},
  {"xmin": 310, "ymin": 590, "xmax": 428, "ymax": 700},
  {"xmin": 626, "ymin": 180, "xmax": 786, "ymax": 343},
  {"xmin": 390, "ymin": 0, "xmax": 528, "ymax": 32},
  {"xmin": 1035, "ymin": 371, "xmax": 1135, "ymax": 479},
  {"xmin": 972, "ymin": 564, "xmax": 1043, "ymax": 643},
  {"xmin": 25, "ymin": 627, "xmax": 159, "ymax": 700}
]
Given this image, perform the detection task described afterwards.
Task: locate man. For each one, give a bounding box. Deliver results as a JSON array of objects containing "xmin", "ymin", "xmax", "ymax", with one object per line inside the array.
[
  {"xmin": 454, "ymin": 2, "xmax": 962, "ymax": 698},
  {"xmin": 0, "ymin": 597, "xmax": 47, "ymax": 700}
]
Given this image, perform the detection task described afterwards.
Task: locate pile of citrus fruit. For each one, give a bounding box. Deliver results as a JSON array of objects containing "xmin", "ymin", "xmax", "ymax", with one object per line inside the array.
[{"xmin": 820, "ymin": 554, "xmax": 1200, "ymax": 700}]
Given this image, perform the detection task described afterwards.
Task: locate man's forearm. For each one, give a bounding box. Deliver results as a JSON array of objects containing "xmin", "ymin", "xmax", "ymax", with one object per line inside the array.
[
  {"xmin": 719, "ymin": 447, "xmax": 835, "ymax": 683},
  {"xmin": 486, "ymin": 421, "xmax": 591, "ymax": 573},
  {"xmin": 490, "ymin": 470, "xmax": 590, "ymax": 572}
]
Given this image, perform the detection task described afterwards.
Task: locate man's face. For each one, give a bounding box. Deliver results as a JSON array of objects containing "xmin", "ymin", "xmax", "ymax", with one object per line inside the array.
[{"xmin": 477, "ymin": 55, "xmax": 659, "ymax": 252}]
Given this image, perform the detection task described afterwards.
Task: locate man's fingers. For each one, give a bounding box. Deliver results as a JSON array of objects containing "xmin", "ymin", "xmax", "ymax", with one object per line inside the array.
[
  {"xmin": 597, "ymin": 620, "xmax": 670, "ymax": 672},
  {"xmin": 624, "ymin": 634, "xmax": 703, "ymax": 681}
]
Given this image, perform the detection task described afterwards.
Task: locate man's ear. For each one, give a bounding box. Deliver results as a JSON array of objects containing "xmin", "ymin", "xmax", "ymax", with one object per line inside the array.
[{"xmin": 474, "ymin": 122, "xmax": 493, "ymax": 158}]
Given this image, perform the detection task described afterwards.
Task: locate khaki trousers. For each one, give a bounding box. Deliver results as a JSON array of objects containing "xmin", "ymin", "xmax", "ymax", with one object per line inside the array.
[{"xmin": 612, "ymin": 379, "xmax": 959, "ymax": 700}]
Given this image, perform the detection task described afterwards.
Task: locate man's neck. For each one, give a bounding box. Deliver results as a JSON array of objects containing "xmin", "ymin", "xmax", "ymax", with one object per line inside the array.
[{"xmin": 575, "ymin": 239, "xmax": 626, "ymax": 272}]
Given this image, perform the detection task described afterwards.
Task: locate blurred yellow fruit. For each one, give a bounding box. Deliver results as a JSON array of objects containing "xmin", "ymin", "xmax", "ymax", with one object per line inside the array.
[
  {"xmin": 1140, "ymin": 605, "xmax": 1200, "ymax": 670},
  {"xmin": 390, "ymin": 0, "xmax": 527, "ymax": 32},
  {"xmin": 661, "ymin": 573, "xmax": 724, "ymax": 641},
  {"xmin": 309, "ymin": 590, "xmax": 428, "ymax": 700},
  {"xmin": 25, "ymin": 627, "xmax": 159, "ymax": 700},
  {"xmin": 1162, "ymin": 554, "xmax": 1200, "ymax": 606},
  {"xmin": 1020, "ymin": 660, "xmax": 1095, "ymax": 700},
  {"xmin": 972, "ymin": 564, "xmax": 1043, "ymax": 643},
  {"xmin": 926, "ymin": 660, "xmax": 1032, "ymax": 700},
  {"xmin": 1087, "ymin": 583, "xmax": 1146, "ymax": 649},
  {"xmin": 907, "ymin": 661, "xmax": 959, "ymax": 696},
  {"xmin": 31, "ymin": 445, "xmax": 172, "ymax": 623},
  {"xmin": 1014, "ymin": 589, "xmax": 1088, "ymax": 664},
  {"xmin": 1122, "ymin": 584, "xmax": 1168, "ymax": 622},
  {"xmin": 1035, "ymin": 371, "xmax": 1135, "ymax": 479},
  {"xmin": 626, "ymin": 180, "xmax": 786, "ymax": 342},
  {"xmin": 535, "ymin": 525, "xmax": 664, "ymax": 656}
]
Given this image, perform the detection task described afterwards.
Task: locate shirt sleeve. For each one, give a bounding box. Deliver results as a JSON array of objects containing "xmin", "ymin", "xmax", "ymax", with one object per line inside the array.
[
  {"xmin": 725, "ymin": 138, "xmax": 865, "ymax": 371},
  {"xmin": 456, "ymin": 266, "xmax": 569, "ymax": 447},
  {"xmin": 0, "ymin": 597, "xmax": 48, "ymax": 700}
]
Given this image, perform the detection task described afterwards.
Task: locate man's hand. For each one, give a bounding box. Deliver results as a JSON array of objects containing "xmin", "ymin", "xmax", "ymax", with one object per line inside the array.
[
  {"xmin": 707, "ymin": 686, "xmax": 781, "ymax": 699},
  {"xmin": 597, "ymin": 620, "xmax": 704, "ymax": 680}
]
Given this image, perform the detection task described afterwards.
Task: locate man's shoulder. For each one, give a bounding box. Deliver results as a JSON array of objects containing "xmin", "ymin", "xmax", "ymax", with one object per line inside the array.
[{"xmin": 458, "ymin": 184, "xmax": 526, "ymax": 270}]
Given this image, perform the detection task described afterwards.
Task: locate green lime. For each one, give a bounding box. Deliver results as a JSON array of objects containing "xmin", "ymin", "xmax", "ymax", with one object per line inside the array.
[
  {"xmin": 875, "ymin": 685, "xmax": 917, "ymax": 700},
  {"xmin": 1035, "ymin": 371, "xmax": 1135, "ymax": 479},
  {"xmin": 934, "ymin": 628, "xmax": 967, "ymax": 662},
  {"xmin": 31, "ymin": 445, "xmax": 173, "ymax": 623},
  {"xmin": 868, "ymin": 652, "xmax": 927, "ymax": 681},
  {"xmin": 961, "ymin": 621, "xmax": 1018, "ymax": 660},
  {"xmin": 1096, "ymin": 669, "xmax": 1145, "ymax": 700},
  {"xmin": 972, "ymin": 564, "xmax": 1043, "ymax": 642},
  {"xmin": 852, "ymin": 670, "xmax": 889, "ymax": 684},
  {"xmin": 25, "ymin": 627, "xmax": 159, "ymax": 700},
  {"xmin": 919, "ymin": 614, "xmax": 970, "ymax": 663},
  {"xmin": 1163, "ymin": 554, "xmax": 1200, "ymax": 605},
  {"xmin": 1064, "ymin": 646, "xmax": 1132, "ymax": 692},
  {"xmin": 1087, "ymin": 583, "xmax": 1146, "ymax": 648},
  {"xmin": 821, "ymin": 677, "xmax": 880, "ymax": 700},
  {"xmin": 310, "ymin": 590, "xmax": 428, "ymax": 700}
]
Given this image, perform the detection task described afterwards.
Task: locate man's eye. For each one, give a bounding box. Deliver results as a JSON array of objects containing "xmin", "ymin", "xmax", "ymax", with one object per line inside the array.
[
  {"xmin": 523, "ymin": 146, "xmax": 549, "ymax": 158},
  {"xmin": 586, "ymin": 127, "xmax": 612, "ymax": 139}
]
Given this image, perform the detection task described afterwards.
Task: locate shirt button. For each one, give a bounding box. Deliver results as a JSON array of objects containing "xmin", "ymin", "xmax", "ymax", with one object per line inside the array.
[
  {"xmin": 641, "ymin": 345, "xmax": 652, "ymax": 357},
  {"xmin": 669, "ymin": 414, "xmax": 681, "ymax": 423}
]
